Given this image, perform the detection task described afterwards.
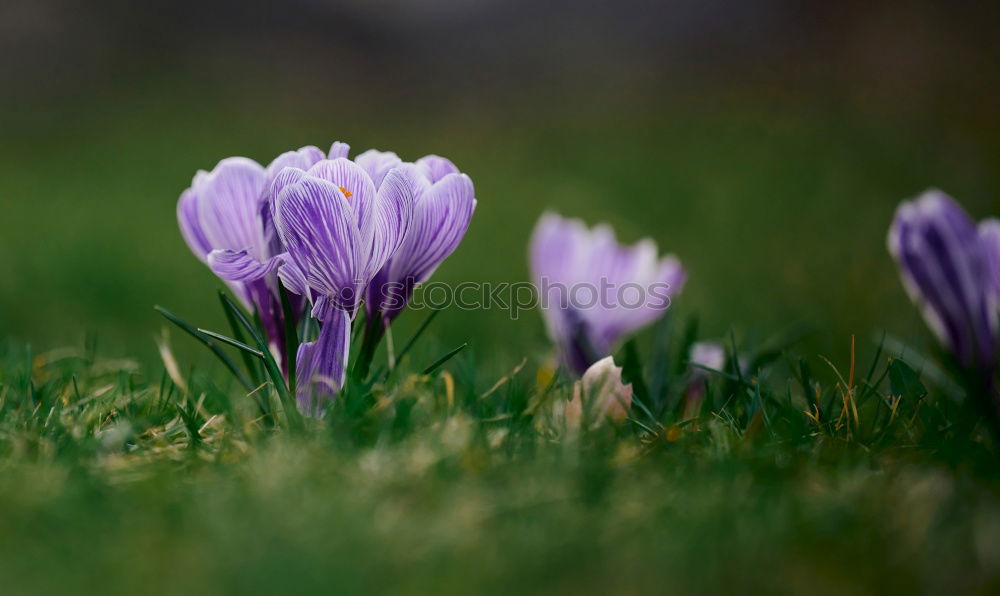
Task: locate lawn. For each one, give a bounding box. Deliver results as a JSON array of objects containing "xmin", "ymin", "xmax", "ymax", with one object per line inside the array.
[{"xmin": 1, "ymin": 327, "xmax": 999, "ymax": 594}]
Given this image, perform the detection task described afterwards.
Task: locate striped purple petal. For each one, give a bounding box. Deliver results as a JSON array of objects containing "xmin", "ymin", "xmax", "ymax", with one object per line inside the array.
[
  {"xmin": 266, "ymin": 146, "xmax": 326, "ymax": 179},
  {"xmin": 295, "ymin": 306, "xmax": 351, "ymax": 415},
  {"xmin": 177, "ymin": 188, "xmax": 212, "ymax": 263},
  {"xmin": 176, "ymin": 156, "xmax": 272, "ymax": 311},
  {"xmin": 274, "ymin": 175, "xmax": 363, "ymax": 309},
  {"xmin": 306, "ymin": 158, "xmax": 378, "ymax": 242},
  {"xmin": 888, "ymin": 190, "xmax": 998, "ymax": 368},
  {"xmin": 981, "ymin": 219, "xmax": 1000, "ymax": 298},
  {"xmin": 277, "ymin": 253, "xmax": 311, "ymax": 301},
  {"xmin": 193, "ymin": 157, "xmax": 269, "ymax": 258},
  {"xmin": 399, "ymin": 173, "xmax": 475, "ymax": 283},
  {"xmin": 267, "ymin": 167, "xmax": 308, "ymax": 223},
  {"xmin": 355, "ymin": 149, "xmax": 403, "ymax": 189},
  {"xmin": 207, "ymin": 249, "xmax": 283, "ymax": 283},
  {"xmin": 365, "ymin": 168, "xmax": 414, "ymax": 280},
  {"xmin": 328, "ymin": 141, "xmax": 351, "ymax": 159},
  {"xmin": 366, "ymin": 172, "xmax": 475, "ymax": 321},
  {"xmin": 416, "ymin": 155, "xmax": 460, "ymax": 183},
  {"xmin": 394, "ymin": 162, "xmax": 434, "ymax": 200}
]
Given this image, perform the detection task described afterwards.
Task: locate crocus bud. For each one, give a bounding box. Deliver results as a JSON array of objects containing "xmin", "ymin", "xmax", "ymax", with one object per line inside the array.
[{"xmin": 566, "ymin": 356, "xmax": 633, "ymax": 429}]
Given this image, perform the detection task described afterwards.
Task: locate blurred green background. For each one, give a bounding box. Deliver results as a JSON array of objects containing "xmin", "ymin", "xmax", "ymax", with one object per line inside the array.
[{"xmin": 2, "ymin": 1, "xmax": 999, "ymax": 369}]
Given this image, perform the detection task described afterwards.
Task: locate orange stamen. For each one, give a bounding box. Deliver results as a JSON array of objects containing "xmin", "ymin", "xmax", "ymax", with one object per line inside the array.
[{"xmin": 339, "ymin": 186, "xmax": 353, "ymax": 198}]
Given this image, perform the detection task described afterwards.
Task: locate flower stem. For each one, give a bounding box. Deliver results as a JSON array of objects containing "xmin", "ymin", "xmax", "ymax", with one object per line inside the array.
[{"xmin": 353, "ymin": 312, "xmax": 384, "ymax": 381}]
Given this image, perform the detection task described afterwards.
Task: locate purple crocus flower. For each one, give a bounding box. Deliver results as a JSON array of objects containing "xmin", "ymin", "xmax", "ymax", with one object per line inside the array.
[
  {"xmin": 530, "ymin": 213, "xmax": 686, "ymax": 376},
  {"xmin": 269, "ymin": 156, "xmax": 414, "ymax": 412},
  {"xmin": 982, "ymin": 218, "xmax": 1000, "ymax": 298},
  {"xmin": 887, "ymin": 189, "xmax": 999, "ymax": 370},
  {"xmin": 359, "ymin": 151, "xmax": 477, "ymax": 327},
  {"xmin": 178, "ymin": 143, "xmax": 347, "ymax": 371}
]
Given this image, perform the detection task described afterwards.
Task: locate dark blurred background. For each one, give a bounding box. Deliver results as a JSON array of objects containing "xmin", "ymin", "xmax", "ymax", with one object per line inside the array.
[{"xmin": 2, "ymin": 0, "xmax": 999, "ymax": 370}]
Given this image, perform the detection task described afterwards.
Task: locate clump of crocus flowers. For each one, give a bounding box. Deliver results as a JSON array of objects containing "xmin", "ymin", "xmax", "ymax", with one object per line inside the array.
[{"xmin": 177, "ymin": 141, "xmax": 476, "ymax": 415}]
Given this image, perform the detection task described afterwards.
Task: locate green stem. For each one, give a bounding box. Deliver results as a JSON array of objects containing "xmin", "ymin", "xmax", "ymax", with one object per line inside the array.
[
  {"xmin": 278, "ymin": 284, "xmax": 300, "ymax": 397},
  {"xmin": 353, "ymin": 312, "xmax": 384, "ymax": 381}
]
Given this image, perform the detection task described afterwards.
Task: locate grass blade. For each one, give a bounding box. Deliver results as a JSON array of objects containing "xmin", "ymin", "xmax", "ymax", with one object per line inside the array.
[
  {"xmin": 422, "ymin": 342, "xmax": 468, "ymax": 376},
  {"xmin": 219, "ymin": 291, "xmax": 263, "ymax": 386},
  {"xmin": 154, "ymin": 305, "xmax": 254, "ymax": 391},
  {"xmin": 396, "ymin": 310, "xmax": 440, "ymax": 367},
  {"xmin": 621, "ymin": 339, "xmax": 651, "ymax": 413},
  {"xmin": 278, "ymin": 284, "xmax": 300, "ymax": 397},
  {"xmin": 196, "ymin": 329, "xmax": 264, "ymax": 359},
  {"xmin": 219, "ymin": 291, "xmax": 302, "ymax": 431}
]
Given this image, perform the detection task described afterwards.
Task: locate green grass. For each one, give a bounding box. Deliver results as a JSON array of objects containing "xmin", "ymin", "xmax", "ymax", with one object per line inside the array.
[{"xmin": 1, "ymin": 311, "xmax": 999, "ymax": 594}]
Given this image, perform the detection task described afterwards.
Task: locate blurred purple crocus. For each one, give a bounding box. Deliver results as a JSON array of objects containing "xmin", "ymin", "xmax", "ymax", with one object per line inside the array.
[
  {"xmin": 270, "ymin": 156, "xmax": 413, "ymax": 411},
  {"xmin": 530, "ymin": 213, "xmax": 686, "ymax": 376},
  {"xmin": 982, "ymin": 218, "xmax": 1000, "ymax": 298},
  {"xmin": 359, "ymin": 151, "xmax": 477, "ymax": 327},
  {"xmin": 887, "ymin": 190, "xmax": 999, "ymax": 371},
  {"xmin": 177, "ymin": 143, "xmax": 344, "ymax": 369}
]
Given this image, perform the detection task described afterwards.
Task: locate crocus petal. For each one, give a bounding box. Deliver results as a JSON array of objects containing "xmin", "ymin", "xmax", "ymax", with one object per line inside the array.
[
  {"xmin": 981, "ymin": 219, "xmax": 1000, "ymax": 298},
  {"xmin": 394, "ymin": 162, "xmax": 434, "ymax": 200},
  {"xmin": 888, "ymin": 190, "xmax": 997, "ymax": 367},
  {"xmin": 295, "ymin": 307, "xmax": 351, "ymax": 415},
  {"xmin": 177, "ymin": 188, "xmax": 212, "ymax": 262},
  {"xmin": 530, "ymin": 213, "xmax": 593, "ymax": 372},
  {"xmin": 306, "ymin": 158, "xmax": 378, "ymax": 235},
  {"xmin": 390, "ymin": 173, "xmax": 476, "ymax": 284},
  {"xmin": 355, "ymin": 149, "xmax": 403, "ymax": 189},
  {"xmin": 656, "ymin": 255, "xmax": 688, "ymax": 295},
  {"xmin": 328, "ymin": 141, "xmax": 350, "ymax": 160},
  {"xmin": 311, "ymin": 294, "xmax": 353, "ymax": 324},
  {"xmin": 365, "ymin": 168, "xmax": 414, "ymax": 279},
  {"xmin": 266, "ymin": 146, "xmax": 325, "ymax": 179},
  {"xmin": 274, "ymin": 176, "xmax": 363, "ymax": 306},
  {"xmin": 416, "ymin": 155, "xmax": 460, "ymax": 183},
  {"xmin": 207, "ymin": 249, "xmax": 282, "ymax": 283},
  {"xmin": 194, "ymin": 157, "xmax": 269, "ymax": 256},
  {"xmin": 267, "ymin": 167, "xmax": 308, "ymax": 222},
  {"xmin": 590, "ymin": 253, "xmax": 686, "ymax": 353},
  {"xmin": 277, "ymin": 254, "xmax": 312, "ymax": 301},
  {"xmin": 530, "ymin": 212, "xmax": 590, "ymax": 290}
]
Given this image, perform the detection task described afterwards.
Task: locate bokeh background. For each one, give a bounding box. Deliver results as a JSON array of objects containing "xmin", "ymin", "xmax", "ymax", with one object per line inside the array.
[{"xmin": 2, "ymin": 0, "xmax": 999, "ymax": 369}]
